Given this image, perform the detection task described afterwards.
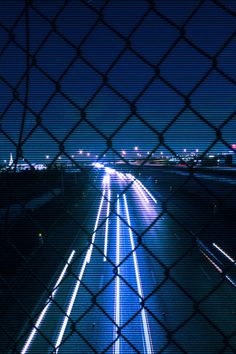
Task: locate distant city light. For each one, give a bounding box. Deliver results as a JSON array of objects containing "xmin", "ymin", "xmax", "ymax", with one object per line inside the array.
[
  {"xmin": 46, "ymin": 155, "xmax": 50, "ymax": 159},
  {"xmin": 134, "ymin": 146, "xmax": 138, "ymax": 151},
  {"xmin": 87, "ymin": 152, "xmax": 90, "ymax": 157},
  {"xmin": 79, "ymin": 150, "xmax": 83, "ymax": 154},
  {"xmin": 93, "ymin": 162, "xmax": 104, "ymax": 169}
]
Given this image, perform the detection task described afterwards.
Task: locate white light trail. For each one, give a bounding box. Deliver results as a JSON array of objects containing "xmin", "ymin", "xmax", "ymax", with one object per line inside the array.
[
  {"xmin": 123, "ymin": 194, "xmax": 154, "ymax": 354},
  {"xmin": 134, "ymin": 179, "xmax": 149, "ymax": 203},
  {"xmin": 21, "ymin": 250, "xmax": 75, "ymax": 354},
  {"xmin": 225, "ymin": 275, "xmax": 236, "ymax": 287},
  {"xmin": 114, "ymin": 196, "xmax": 120, "ymax": 354},
  {"xmin": 86, "ymin": 188, "xmax": 105, "ymax": 264},
  {"xmin": 200, "ymin": 249, "xmax": 223, "ymax": 274},
  {"xmin": 116, "ymin": 171, "xmax": 126, "ymax": 180},
  {"xmin": 105, "ymin": 167, "xmax": 116, "ymax": 174},
  {"xmin": 136, "ymin": 179, "xmax": 157, "ymax": 204},
  {"xmin": 104, "ymin": 188, "xmax": 111, "ymax": 261},
  {"xmin": 126, "ymin": 173, "xmax": 157, "ymax": 204},
  {"xmin": 54, "ymin": 250, "xmax": 88, "ymax": 353},
  {"xmin": 213, "ymin": 243, "xmax": 235, "ymax": 263},
  {"xmin": 103, "ymin": 174, "xmax": 110, "ymax": 185},
  {"xmin": 127, "ymin": 174, "xmax": 149, "ymax": 204},
  {"xmin": 54, "ymin": 187, "xmax": 106, "ymax": 353}
]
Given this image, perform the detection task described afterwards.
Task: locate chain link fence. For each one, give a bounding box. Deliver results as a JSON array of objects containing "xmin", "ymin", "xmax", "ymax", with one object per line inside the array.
[{"xmin": 1, "ymin": 0, "xmax": 236, "ymax": 353}]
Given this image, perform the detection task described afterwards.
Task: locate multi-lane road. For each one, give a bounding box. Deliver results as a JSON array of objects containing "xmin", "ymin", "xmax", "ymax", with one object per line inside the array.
[{"xmin": 16, "ymin": 166, "xmax": 236, "ymax": 353}]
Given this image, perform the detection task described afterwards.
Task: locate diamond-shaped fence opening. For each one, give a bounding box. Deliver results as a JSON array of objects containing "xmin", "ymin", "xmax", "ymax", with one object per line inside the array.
[{"xmin": 0, "ymin": 1, "xmax": 236, "ymax": 353}]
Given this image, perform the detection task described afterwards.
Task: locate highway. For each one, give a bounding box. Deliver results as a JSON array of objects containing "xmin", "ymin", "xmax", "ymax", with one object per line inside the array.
[{"xmin": 15, "ymin": 166, "xmax": 236, "ymax": 353}]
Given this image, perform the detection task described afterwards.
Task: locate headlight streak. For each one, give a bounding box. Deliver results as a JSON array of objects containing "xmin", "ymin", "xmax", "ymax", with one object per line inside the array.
[
  {"xmin": 200, "ymin": 248, "xmax": 236, "ymax": 288},
  {"xmin": 54, "ymin": 187, "xmax": 107, "ymax": 353},
  {"xmin": 86, "ymin": 188, "xmax": 106, "ymax": 264},
  {"xmin": 116, "ymin": 171, "xmax": 126, "ymax": 180},
  {"xmin": 135, "ymin": 179, "xmax": 157, "ymax": 204},
  {"xmin": 104, "ymin": 188, "xmax": 111, "ymax": 262},
  {"xmin": 103, "ymin": 174, "xmax": 110, "ymax": 185},
  {"xmin": 225, "ymin": 275, "xmax": 236, "ymax": 287},
  {"xmin": 114, "ymin": 196, "xmax": 120, "ymax": 354},
  {"xmin": 21, "ymin": 250, "xmax": 76, "ymax": 354},
  {"xmin": 54, "ymin": 249, "xmax": 88, "ymax": 353},
  {"xmin": 127, "ymin": 174, "xmax": 149, "ymax": 204},
  {"xmin": 200, "ymin": 249, "xmax": 223, "ymax": 274},
  {"xmin": 123, "ymin": 194, "xmax": 154, "ymax": 354},
  {"xmin": 213, "ymin": 243, "xmax": 235, "ymax": 263}
]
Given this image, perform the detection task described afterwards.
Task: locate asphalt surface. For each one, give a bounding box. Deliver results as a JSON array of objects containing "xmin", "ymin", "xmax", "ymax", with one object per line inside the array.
[{"xmin": 14, "ymin": 167, "xmax": 236, "ymax": 353}]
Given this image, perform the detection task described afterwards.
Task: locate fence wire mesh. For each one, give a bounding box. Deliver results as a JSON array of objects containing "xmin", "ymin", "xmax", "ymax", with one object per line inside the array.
[{"xmin": 0, "ymin": 0, "xmax": 236, "ymax": 353}]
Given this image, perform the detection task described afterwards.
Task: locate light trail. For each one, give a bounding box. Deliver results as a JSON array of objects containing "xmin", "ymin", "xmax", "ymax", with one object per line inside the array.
[
  {"xmin": 134, "ymin": 181, "xmax": 150, "ymax": 204},
  {"xmin": 225, "ymin": 275, "xmax": 236, "ymax": 287},
  {"xmin": 86, "ymin": 188, "xmax": 105, "ymax": 264},
  {"xmin": 54, "ymin": 187, "xmax": 106, "ymax": 353},
  {"xmin": 104, "ymin": 188, "xmax": 111, "ymax": 261},
  {"xmin": 200, "ymin": 249, "xmax": 223, "ymax": 274},
  {"xmin": 114, "ymin": 196, "xmax": 120, "ymax": 354},
  {"xmin": 54, "ymin": 250, "xmax": 88, "ymax": 353},
  {"xmin": 116, "ymin": 171, "xmax": 126, "ymax": 180},
  {"xmin": 21, "ymin": 250, "xmax": 75, "ymax": 354},
  {"xmin": 123, "ymin": 194, "xmax": 154, "ymax": 354},
  {"xmin": 213, "ymin": 243, "xmax": 235, "ymax": 263},
  {"xmin": 127, "ymin": 174, "xmax": 149, "ymax": 204},
  {"xmin": 200, "ymin": 247, "xmax": 236, "ymax": 288},
  {"xmin": 103, "ymin": 174, "xmax": 110, "ymax": 185},
  {"xmin": 136, "ymin": 179, "xmax": 157, "ymax": 204}
]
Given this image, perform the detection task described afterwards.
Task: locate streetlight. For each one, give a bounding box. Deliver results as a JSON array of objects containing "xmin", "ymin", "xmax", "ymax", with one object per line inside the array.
[
  {"xmin": 134, "ymin": 146, "xmax": 138, "ymax": 151},
  {"xmin": 87, "ymin": 152, "xmax": 90, "ymax": 157},
  {"xmin": 79, "ymin": 150, "xmax": 83, "ymax": 155},
  {"xmin": 121, "ymin": 150, "xmax": 126, "ymax": 156},
  {"xmin": 46, "ymin": 155, "xmax": 50, "ymax": 160}
]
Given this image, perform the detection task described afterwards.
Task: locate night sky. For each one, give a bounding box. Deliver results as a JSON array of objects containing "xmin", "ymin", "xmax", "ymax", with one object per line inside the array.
[{"xmin": 0, "ymin": 0, "xmax": 236, "ymax": 163}]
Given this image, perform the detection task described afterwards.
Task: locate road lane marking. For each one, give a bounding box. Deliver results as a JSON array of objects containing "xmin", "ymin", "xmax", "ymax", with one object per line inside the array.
[
  {"xmin": 21, "ymin": 250, "xmax": 75, "ymax": 354},
  {"xmin": 104, "ymin": 188, "xmax": 111, "ymax": 262},
  {"xmin": 123, "ymin": 194, "xmax": 154, "ymax": 354},
  {"xmin": 114, "ymin": 196, "xmax": 120, "ymax": 354}
]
